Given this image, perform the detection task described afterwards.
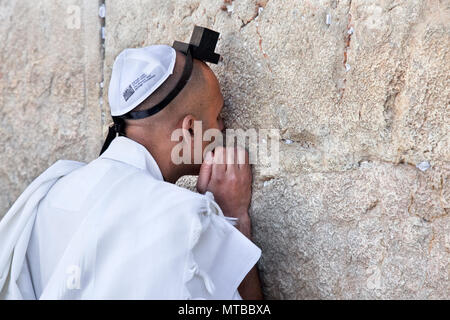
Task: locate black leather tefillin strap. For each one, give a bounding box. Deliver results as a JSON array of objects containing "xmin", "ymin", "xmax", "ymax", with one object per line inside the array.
[
  {"xmin": 99, "ymin": 117, "xmax": 126, "ymax": 155},
  {"xmin": 99, "ymin": 26, "xmax": 220, "ymax": 156}
]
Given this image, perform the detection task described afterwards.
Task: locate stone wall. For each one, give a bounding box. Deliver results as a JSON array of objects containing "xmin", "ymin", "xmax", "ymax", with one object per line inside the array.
[
  {"xmin": 0, "ymin": 0, "xmax": 103, "ymax": 217},
  {"xmin": 1, "ymin": 0, "xmax": 448, "ymax": 299}
]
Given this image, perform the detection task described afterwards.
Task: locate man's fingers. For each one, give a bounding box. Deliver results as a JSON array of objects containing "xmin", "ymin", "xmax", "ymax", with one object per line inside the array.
[
  {"xmin": 236, "ymin": 147, "xmax": 250, "ymax": 169},
  {"xmin": 196, "ymin": 151, "xmax": 213, "ymax": 194},
  {"xmin": 226, "ymin": 146, "xmax": 237, "ymax": 172},
  {"xmin": 212, "ymin": 146, "xmax": 226, "ymax": 179}
]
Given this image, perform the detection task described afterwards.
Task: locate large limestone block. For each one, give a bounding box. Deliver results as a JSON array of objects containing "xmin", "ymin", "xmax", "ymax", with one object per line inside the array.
[
  {"xmin": 0, "ymin": 1, "xmax": 103, "ymax": 217},
  {"xmin": 106, "ymin": 0, "xmax": 449, "ymax": 298},
  {"xmin": 103, "ymin": 0, "xmax": 449, "ymax": 167},
  {"xmin": 252, "ymin": 162, "xmax": 449, "ymax": 299}
]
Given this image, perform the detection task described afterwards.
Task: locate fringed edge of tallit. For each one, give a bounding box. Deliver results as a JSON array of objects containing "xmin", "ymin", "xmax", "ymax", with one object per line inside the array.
[{"xmin": 182, "ymin": 191, "xmax": 232, "ymax": 300}]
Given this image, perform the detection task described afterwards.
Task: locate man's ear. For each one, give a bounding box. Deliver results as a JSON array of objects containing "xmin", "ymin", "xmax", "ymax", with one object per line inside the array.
[{"xmin": 181, "ymin": 114, "xmax": 196, "ymax": 142}]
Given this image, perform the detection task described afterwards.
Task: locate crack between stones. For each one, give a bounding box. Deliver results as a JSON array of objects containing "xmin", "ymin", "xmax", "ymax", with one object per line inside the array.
[
  {"xmin": 182, "ymin": 2, "xmax": 200, "ymax": 21},
  {"xmin": 338, "ymin": 0, "xmax": 353, "ymax": 105},
  {"xmin": 342, "ymin": 0, "xmax": 353, "ymax": 68},
  {"xmin": 255, "ymin": 27, "xmax": 271, "ymax": 71},
  {"xmin": 238, "ymin": 0, "xmax": 272, "ymax": 72},
  {"xmin": 239, "ymin": 0, "xmax": 269, "ymax": 29},
  {"xmin": 99, "ymin": 0, "xmax": 106, "ymax": 133},
  {"xmin": 407, "ymin": 193, "xmax": 448, "ymax": 223},
  {"xmin": 280, "ymin": 155, "xmax": 440, "ymax": 175}
]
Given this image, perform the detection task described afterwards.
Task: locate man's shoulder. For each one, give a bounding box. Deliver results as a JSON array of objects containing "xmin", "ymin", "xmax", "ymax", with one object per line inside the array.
[
  {"xmin": 48, "ymin": 156, "xmax": 209, "ymax": 210},
  {"xmin": 97, "ymin": 160, "xmax": 206, "ymax": 209},
  {"xmin": 44, "ymin": 157, "xmax": 209, "ymax": 217},
  {"xmin": 133, "ymin": 173, "xmax": 206, "ymax": 207},
  {"xmin": 113, "ymin": 172, "xmax": 211, "ymax": 225}
]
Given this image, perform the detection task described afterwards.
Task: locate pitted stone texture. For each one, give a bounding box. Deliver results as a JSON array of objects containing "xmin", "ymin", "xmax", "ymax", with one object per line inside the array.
[
  {"xmin": 251, "ymin": 162, "xmax": 448, "ymax": 299},
  {"xmin": 0, "ymin": 0, "xmax": 103, "ymax": 217},
  {"xmin": 109, "ymin": 0, "xmax": 450, "ymax": 298}
]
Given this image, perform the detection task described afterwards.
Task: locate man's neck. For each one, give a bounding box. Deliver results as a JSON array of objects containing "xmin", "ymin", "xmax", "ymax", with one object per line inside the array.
[{"xmin": 125, "ymin": 126, "xmax": 200, "ymax": 183}]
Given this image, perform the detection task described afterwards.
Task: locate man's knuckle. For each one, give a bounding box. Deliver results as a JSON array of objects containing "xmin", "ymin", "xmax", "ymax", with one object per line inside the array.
[
  {"xmin": 215, "ymin": 173, "xmax": 224, "ymax": 183},
  {"xmin": 214, "ymin": 146, "xmax": 225, "ymax": 155},
  {"xmin": 228, "ymin": 173, "xmax": 237, "ymax": 182}
]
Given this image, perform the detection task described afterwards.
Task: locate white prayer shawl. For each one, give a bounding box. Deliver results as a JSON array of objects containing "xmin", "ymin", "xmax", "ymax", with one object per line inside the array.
[{"xmin": 0, "ymin": 137, "xmax": 261, "ymax": 299}]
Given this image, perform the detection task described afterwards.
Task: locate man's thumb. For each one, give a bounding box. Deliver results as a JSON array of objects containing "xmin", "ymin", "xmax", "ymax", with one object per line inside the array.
[{"xmin": 197, "ymin": 151, "xmax": 213, "ymax": 194}]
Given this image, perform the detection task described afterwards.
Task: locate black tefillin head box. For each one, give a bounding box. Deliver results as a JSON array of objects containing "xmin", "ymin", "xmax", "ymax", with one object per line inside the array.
[{"xmin": 173, "ymin": 26, "xmax": 221, "ymax": 64}]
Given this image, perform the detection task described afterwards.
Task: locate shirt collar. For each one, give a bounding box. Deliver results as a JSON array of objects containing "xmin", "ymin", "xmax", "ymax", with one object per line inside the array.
[{"xmin": 99, "ymin": 136, "xmax": 164, "ymax": 181}]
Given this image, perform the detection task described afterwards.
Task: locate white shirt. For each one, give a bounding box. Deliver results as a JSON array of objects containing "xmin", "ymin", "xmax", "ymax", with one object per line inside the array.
[{"xmin": 0, "ymin": 136, "xmax": 261, "ymax": 299}]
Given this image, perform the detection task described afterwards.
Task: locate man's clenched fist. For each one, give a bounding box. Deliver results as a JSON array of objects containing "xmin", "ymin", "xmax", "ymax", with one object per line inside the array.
[{"xmin": 197, "ymin": 146, "xmax": 252, "ymax": 235}]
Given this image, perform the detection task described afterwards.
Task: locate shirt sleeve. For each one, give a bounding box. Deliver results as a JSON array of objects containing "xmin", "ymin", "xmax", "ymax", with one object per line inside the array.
[{"xmin": 184, "ymin": 192, "xmax": 261, "ymax": 300}]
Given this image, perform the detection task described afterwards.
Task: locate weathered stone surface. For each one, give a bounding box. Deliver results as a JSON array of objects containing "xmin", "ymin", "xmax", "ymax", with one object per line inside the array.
[
  {"xmin": 252, "ymin": 162, "xmax": 449, "ymax": 299},
  {"xmin": 0, "ymin": 1, "xmax": 103, "ymax": 217},
  {"xmin": 105, "ymin": 0, "xmax": 448, "ymax": 299}
]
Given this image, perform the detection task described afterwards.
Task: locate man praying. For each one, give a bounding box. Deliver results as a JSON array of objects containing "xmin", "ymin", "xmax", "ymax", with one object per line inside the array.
[{"xmin": 0, "ymin": 28, "xmax": 263, "ymax": 300}]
